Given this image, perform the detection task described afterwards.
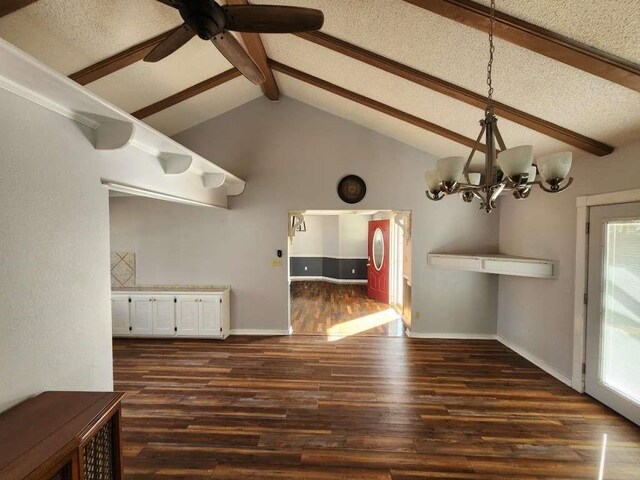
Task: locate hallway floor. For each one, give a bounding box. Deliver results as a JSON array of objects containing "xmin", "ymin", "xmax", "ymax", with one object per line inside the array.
[{"xmin": 290, "ymin": 281, "xmax": 405, "ymax": 337}]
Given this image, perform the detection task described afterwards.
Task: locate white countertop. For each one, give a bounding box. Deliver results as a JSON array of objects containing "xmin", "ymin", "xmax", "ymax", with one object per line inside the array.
[{"xmin": 112, "ymin": 285, "xmax": 230, "ymax": 293}]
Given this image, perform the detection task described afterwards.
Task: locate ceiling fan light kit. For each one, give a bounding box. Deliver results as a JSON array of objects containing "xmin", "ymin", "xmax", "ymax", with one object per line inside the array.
[
  {"xmin": 424, "ymin": 0, "xmax": 573, "ymax": 213},
  {"xmin": 145, "ymin": 0, "xmax": 324, "ymax": 85}
]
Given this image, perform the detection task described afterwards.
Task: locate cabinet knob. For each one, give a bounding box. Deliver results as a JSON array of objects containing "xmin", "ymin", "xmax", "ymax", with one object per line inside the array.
[{"xmin": 129, "ymin": 326, "xmax": 132, "ymax": 331}]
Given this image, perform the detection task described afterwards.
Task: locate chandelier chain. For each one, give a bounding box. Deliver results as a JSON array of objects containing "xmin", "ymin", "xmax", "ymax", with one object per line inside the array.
[{"xmin": 486, "ymin": 0, "xmax": 496, "ymax": 116}]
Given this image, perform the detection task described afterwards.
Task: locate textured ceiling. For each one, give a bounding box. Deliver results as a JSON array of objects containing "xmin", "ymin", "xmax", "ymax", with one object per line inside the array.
[
  {"xmin": 0, "ymin": 0, "xmax": 177, "ymax": 74},
  {"xmin": 0, "ymin": 0, "xmax": 638, "ymax": 163},
  {"xmin": 475, "ymin": 0, "xmax": 640, "ymax": 64}
]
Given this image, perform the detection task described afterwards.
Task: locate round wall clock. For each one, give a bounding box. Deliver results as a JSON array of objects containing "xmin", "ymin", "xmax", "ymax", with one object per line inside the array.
[{"xmin": 337, "ymin": 175, "xmax": 366, "ymax": 204}]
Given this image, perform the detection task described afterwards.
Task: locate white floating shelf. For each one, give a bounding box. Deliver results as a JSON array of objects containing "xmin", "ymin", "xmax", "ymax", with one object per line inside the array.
[
  {"xmin": 0, "ymin": 37, "xmax": 245, "ymax": 197},
  {"xmin": 427, "ymin": 253, "xmax": 557, "ymax": 279}
]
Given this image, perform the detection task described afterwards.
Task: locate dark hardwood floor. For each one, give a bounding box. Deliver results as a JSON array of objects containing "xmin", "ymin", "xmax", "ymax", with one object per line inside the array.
[
  {"xmin": 113, "ymin": 336, "xmax": 640, "ymax": 479},
  {"xmin": 290, "ymin": 281, "xmax": 405, "ymax": 336}
]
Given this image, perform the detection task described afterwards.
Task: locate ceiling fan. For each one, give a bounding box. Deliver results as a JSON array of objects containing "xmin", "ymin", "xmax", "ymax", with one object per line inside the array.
[{"xmin": 146, "ymin": 0, "xmax": 324, "ymax": 84}]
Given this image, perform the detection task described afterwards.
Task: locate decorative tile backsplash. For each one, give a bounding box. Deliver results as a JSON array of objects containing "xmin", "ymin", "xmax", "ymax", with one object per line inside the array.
[{"xmin": 111, "ymin": 252, "xmax": 136, "ymax": 288}]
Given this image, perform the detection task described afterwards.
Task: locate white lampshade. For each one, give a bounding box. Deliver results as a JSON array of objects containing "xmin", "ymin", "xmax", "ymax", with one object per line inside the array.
[
  {"xmin": 536, "ymin": 152, "xmax": 572, "ymax": 182},
  {"xmin": 424, "ymin": 171, "xmax": 441, "ymax": 192},
  {"xmin": 497, "ymin": 145, "xmax": 533, "ymax": 180},
  {"xmin": 466, "ymin": 173, "xmax": 481, "ymax": 185},
  {"xmin": 436, "ymin": 156, "xmax": 465, "ymax": 183},
  {"xmin": 525, "ymin": 165, "xmax": 537, "ymax": 183}
]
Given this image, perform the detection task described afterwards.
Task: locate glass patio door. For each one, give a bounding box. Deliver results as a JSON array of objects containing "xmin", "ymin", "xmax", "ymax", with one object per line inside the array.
[{"xmin": 586, "ymin": 202, "xmax": 640, "ymax": 425}]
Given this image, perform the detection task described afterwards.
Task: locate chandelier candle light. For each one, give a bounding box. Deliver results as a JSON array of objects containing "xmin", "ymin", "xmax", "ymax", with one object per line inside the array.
[{"xmin": 424, "ymin": 0, "xmax": 573, "ymax": 213}]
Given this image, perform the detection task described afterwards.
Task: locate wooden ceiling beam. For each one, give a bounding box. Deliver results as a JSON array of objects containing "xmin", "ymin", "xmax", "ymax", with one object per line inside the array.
[
  {"xmin": 132, "ymin": 68, "xmax": 241, "ymax": 119},
  {"xmin": 0, "ymin": 0, "xmax": 39, "ymax": 17},
  {"xmin": 225, "ymin": 0, "xmax": 280, "ymax": 100},
  {"xmin": 269, "ymin": 59, "xmax": 485, "ymax": 152},
  {"xmin": 295, "ymin": 31, "xmax": 614, "ymax": 157},
  {"xmin": 70, "ymin": 27, "xmax": 180, "ymax": 86},
  {"xmin": 404, "ymin": 0, "xmax": 640, "ymax": 93}
]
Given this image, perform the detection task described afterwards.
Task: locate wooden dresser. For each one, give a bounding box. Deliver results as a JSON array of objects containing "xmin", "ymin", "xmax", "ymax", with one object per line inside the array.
[{"xmin": 0, "ymin": 391, "xmax": 125, "ymax": 480}]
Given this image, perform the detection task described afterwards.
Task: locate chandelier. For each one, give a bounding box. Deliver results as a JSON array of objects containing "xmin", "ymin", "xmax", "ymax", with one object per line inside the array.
[{"xmin": 424, "ymin": 0, "xmax": 573, "ymax": 213}]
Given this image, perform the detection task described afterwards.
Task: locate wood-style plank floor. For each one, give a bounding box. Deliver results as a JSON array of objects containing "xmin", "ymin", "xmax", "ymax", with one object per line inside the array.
[
  {"xmin": 114, "ymin": 336, "xmax": 640, "ymax": 479},
  {"xmin": 290, "ymin": 281, "xmax": 405, "ymax": 336}
]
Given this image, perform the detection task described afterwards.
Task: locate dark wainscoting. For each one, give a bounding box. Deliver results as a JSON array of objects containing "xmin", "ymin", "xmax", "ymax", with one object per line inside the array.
[{"xmin": 290, "ymin": 257, "xmax": 368, "ymax": 281}]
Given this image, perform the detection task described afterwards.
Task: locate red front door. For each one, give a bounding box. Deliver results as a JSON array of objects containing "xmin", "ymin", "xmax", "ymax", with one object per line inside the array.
[{"xmin": 367, "ymin": 219, "xmax": 390, "ymax": 304}]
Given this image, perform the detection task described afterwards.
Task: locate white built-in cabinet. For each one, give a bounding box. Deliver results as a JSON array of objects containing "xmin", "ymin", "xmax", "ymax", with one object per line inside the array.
[
  {"xmin": 111, "ymin": 296, "xmax": 131, "ymax": 336},
  {"xmin": 154, "ymin": 295, "xmax": 176, "ymax": 335},
  {"xmin": 111, "ymin": 290, "xmax": 230, "ymax": 339},
  {"xmin": 176, "ymin": 296, "xmax": 201, "ymax": 337}
]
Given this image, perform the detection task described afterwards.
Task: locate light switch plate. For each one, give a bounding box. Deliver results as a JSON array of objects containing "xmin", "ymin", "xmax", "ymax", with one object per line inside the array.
[{"xmin": 272, "ymin": 258, "xmax": 284, "ymax": 267}]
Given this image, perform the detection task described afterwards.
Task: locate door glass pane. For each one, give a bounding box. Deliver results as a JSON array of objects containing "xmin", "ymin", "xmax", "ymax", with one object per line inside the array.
[
  {"xmin": 373, "ymin": 228, "xmax": 384, "ymax": 271},
  {"xmin": 601, "ymin": 219, "xmax": 640, "ymax": 404}
]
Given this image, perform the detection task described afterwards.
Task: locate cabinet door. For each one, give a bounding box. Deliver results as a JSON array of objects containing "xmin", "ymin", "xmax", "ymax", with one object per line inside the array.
[
  {"xmin": 111, "ymin": 296, "xmax": 130, "ymax": 336},
  {"xmin": 130, "ymin": 296, "xmax": 153, "ymax": 335},
  {"xmin": 200, "ymin": 296, "xmax": 222, "ymax": 337},
  {"xmin": 176, "ymin": 296, "xmax": 200, "ymax": 336},
  {"xmin": 153, "ymin": 296, "xmax": 176, "ymax": 336}
]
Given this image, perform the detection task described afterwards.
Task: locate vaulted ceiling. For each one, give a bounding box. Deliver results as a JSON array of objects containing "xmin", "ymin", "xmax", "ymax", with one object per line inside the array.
[{"xmin": 1, "ymin": 0, "xmax": 639, "ymax": 163}]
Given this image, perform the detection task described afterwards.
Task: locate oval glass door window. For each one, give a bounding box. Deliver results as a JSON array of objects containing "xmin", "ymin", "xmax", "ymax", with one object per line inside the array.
[{"xmin": 372, "ymin": 228, "xmax": 384, "ymax": 271}]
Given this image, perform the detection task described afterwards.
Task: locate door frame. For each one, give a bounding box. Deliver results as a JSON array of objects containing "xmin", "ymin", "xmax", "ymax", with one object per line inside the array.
[{"xmin": 572, "ymin": 187, "xmax": 640, "ymax": 392}]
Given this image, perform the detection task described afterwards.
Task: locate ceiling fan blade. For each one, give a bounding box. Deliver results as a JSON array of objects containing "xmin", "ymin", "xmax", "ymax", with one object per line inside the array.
[
  {"xmin": 154, "ymin": 0, "xmax": 183, "ymax": 8},
  {"xmin": 211, "ymin": 32, "xmax": 265, "ymax": 85},
  {"xmin": 223, "ymin": 5, "xmax": 324, "ymax": 33},
  {"xmin": 144, "ymin": 23, "xmax": 196, "ymax": 62}
]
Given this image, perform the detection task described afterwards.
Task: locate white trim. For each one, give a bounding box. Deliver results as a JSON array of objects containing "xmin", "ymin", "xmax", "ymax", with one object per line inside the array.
[
  {"xmin": 230, "ymin": 328, "xmax": 292, "ymax": 336},
  {"xmin": 497, "ymin": 335, "xmax": 572, "ymax": 387},
  {"xmin": 0, "ymin": 74, "xmax": 99, "ymax": 129},
  {"xmin": 572, "ymin": 187, "xmax": 640, "ymax": 393},
  {"xmin": 406, "ymin": 331, "xmax": 497, "ymax": 340},
  {"xmin": 572, "ymin": 205, "xmax": 589, "ymax": 392},
  {"xmin": 289, "ymin": 276, "xmax": 367, "ymax": 284},
  {"xmin": 102, "ymin": 181, "xmax": 221, "ymax": 209},
  {"xmin": 289, "ymin": 255, "xmax": 368, "ymax": 260},
  {"xmin": 578, "ymin": 188, "xmax": 640, "ymax": 207}
]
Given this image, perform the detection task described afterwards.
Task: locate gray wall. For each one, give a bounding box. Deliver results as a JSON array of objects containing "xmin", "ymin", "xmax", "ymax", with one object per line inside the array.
[
  {"xmin": 111, "ymin": 96, "xmax": 500, "ymax": 335},
  {"xmin": 498, "ymin": 140, "xmax": 640, "ymax": 380},
  {"xmin": 0, "ymin": 90, "xmax": 113, "ymax": 412},
  {"xmin": 289, "ymin": 213, "xmax": 370, "ymax": 280}
]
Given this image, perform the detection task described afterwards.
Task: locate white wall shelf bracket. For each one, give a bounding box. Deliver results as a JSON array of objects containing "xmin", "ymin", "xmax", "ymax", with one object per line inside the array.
[
  {"xmin": 203, "ymin": 172, "xmax": 226, "ymax": 189},
  {"xmin": 160, "ymin": 153, "xmax": 193, "ymax": 175},
  {"xmin": 94, "ymin": 120, "xmax": 135, "ymax": 150},
  {"xmin": 288, "ymin": 211, "xmax": 306, "ymax": 241}
]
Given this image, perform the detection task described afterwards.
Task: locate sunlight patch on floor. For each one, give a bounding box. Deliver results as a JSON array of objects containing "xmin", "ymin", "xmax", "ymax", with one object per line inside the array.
[{"xmin": 326, "ymin": 308, "xmax": 400, "ymax": 341}]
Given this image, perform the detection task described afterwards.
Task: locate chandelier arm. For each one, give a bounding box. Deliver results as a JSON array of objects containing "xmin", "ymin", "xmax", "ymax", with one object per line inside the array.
[
  {"xmin": 425, "ymin": 190, "xmax": 444, "ymax": 201},
  {"xmin": 538, "ymin": 177, "xmax": 574, "ymax": 193},
  {"xmin": 490, "ymin": 182, "xmax": 506, "ymax": 205},
  {"xmin": 463, "ymin": 124, "xmax": 486, "ymax": 183},
  {"xmin": 512, "ymin": 187, "xmax": 530, "ymax": 199},
  {"xmin": 492, "ymin": 121, "xmax": 507, "ymax": 151},
  {"xmin": 472, "ymin": 190, "xmax": 485, "ymax": 202}
]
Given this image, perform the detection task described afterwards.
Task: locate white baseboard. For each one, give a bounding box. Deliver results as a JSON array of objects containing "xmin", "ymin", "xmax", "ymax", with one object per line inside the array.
[
  {"xmin": 289, "ymin": 255, "xmax": 368, "ymax": 260},
  {"xmin": 230, "ymin": 328, "xmax": 292, "ymax": 336},
  {"xmin": 290, "ymin": 276, "xmax": 367, "ymax": 284},
  {"xmin": 407, "ymin": 331, "xmax": 497, "ymax": 340},
  {"xmin": 497, "ymin": 335, "xmax": 572, "ymax": 387}
]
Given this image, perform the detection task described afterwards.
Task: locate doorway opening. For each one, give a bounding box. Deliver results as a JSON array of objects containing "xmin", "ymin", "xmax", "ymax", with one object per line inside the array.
[{"xmin": 287, "ymin": 210, "xmax": 412, "ymax": 339}]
